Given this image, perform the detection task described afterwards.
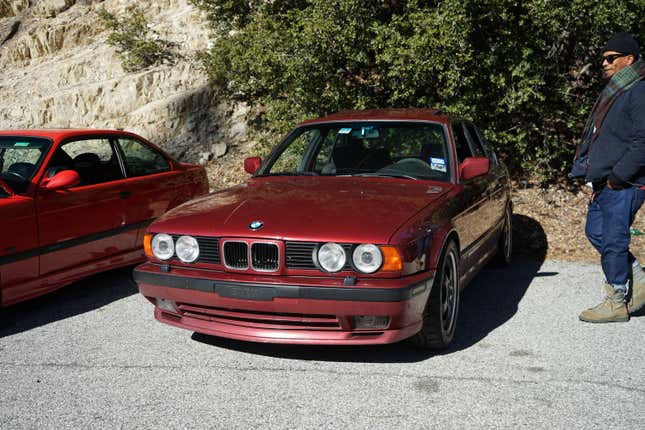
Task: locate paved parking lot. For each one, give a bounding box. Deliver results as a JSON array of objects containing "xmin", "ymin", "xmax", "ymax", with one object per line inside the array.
[{"xmin": 1, "ymin": 261, "xmax": 644, "ymax": 429}]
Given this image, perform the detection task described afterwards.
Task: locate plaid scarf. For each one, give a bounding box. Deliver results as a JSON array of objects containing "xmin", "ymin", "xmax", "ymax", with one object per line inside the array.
[{"xmin": 581, "ymin": 59, "xmax": 645, "ymax": 148}]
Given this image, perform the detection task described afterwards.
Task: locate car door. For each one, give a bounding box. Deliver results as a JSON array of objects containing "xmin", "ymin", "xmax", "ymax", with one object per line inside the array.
[
  {"xmin": 470, "ymin": 123, "xmax": 508, "ymax": 226},
  {"xmin": 35, "ymin": 137, "xmax": 132, "ymax": 279},
  {"xmin": 114, "ymin": 135, "xmax": 192, "ymax": 249},
  {"xmin": 450, "ymin": 121, "xmax": 493, "ymax": 269}
]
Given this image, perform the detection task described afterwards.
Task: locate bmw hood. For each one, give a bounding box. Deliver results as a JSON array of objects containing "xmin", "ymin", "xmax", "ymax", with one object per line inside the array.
[{"xmin": 152, "ymin": 176, "xmax": 450, "ymax": 244}]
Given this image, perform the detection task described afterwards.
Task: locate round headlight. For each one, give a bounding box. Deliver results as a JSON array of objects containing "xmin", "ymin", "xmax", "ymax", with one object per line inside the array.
[
  {"xmin": 352, "ymin": 244, "xmax": 383, "ymax": 273},
  {"xmin": 317, "ymin": 243, "xmax": 346, "ymax": 273},
  {"xmin": 151, "ymin": 233, "xmax": 174, "ymax": 260},
  {"xmin": 175, "ymin": 235, "xmax": 199, "ymax": 263}
]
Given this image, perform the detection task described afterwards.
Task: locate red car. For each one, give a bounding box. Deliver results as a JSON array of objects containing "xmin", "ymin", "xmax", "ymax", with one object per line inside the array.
[
  {"xmin": 0, "ymin": 129, "xmax": 208, "ymax": 307},
  {"xmin": 135, "ymin": 109, "xmax": 512, "ymax": 349}
]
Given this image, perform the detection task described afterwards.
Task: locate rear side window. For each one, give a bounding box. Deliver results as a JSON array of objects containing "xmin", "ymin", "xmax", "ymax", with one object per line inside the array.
[
  {"xmin": 464, "ymin": 124, "xmax": 486, "ymax": 157},
  {"xmin": 118, "ymin": 138, "xmax": 170, "ymax": 177},
  {"xmin": 452, "ymin": 123, "xmax": 473, "ymax": 163}
]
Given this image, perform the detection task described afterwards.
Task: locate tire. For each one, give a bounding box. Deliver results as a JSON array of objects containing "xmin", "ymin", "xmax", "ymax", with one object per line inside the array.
[
  {"xmin": 493, "ymin": 205, "xmax": 513, "ymax": 266},
  {"xmin": 410, "ymin": 241, "xmax": 460, "ymax": 350}
]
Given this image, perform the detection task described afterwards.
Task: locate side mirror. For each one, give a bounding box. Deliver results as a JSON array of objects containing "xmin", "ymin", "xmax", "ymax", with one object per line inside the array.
[
  {"xmin": 459, "ymin": 157, "xmax": 490, "ymax": 181},
  {"xmin": 0, "ymin": 179, "xmax": 14, "ymax": 196},
  {"xmin": 42, "ymin": 170, "xmax": 81, "ymax": 190},
  {"xmin": 244, "ymin": 157, "xmax": 262, "ymax": 175}
]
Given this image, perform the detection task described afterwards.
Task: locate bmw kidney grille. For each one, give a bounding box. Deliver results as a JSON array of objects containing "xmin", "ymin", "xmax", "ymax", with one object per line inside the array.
[{"xmin": 223, "ymin": 241, "xmax": 279, "ymax": 272}]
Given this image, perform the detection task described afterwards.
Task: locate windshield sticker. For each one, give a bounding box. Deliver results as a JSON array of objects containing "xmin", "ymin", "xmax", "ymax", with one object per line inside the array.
[
  {"xmin": 14, "ymin": 142, "xmax": 31, "ymax": 147},
  {"xmin": 338, "ymin": 128, "xmax": 352, "ymax": 134},
  {"xmin": 430, "ymin": 157, "xmax": 447, "ymax": 172}
]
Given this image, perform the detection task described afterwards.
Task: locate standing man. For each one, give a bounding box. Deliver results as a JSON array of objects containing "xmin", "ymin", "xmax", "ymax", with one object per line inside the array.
[{"xmin": 578, "ymin": 32, "xmax": 645, "ymax": 323}]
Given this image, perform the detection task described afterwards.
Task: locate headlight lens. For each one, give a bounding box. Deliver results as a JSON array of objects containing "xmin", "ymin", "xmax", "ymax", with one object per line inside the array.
[
  {"xmin": 352, "ymin": 244, "xmax": 383, "ymax": 273},
  {"xmin": 175, "ymin": 235, "xmax": 199, "ymax": 263},
  {"xmin": 151, "ymin": 233, "xmax": 174, "ymax": 260},
  {"xmin": 317, "ymin": 243, "xmax": 346, "ymax": 272}
]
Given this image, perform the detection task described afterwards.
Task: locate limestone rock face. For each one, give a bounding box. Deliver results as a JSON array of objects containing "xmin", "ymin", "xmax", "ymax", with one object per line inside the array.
[{"xmin": 0, "ymin": 0, "xmax": 247, "ymax": 164}]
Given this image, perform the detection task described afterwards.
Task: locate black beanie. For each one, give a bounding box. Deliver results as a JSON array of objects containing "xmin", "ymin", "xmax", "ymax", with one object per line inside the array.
[{"xmin": 602, "ymin": 32, "xmax": 640, "ymax": 59}]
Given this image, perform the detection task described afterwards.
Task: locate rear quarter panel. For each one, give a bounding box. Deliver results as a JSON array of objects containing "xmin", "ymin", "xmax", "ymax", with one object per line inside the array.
[{"xmin": 129, "ymin": 163, "xmax": 209, "ymax": 249}]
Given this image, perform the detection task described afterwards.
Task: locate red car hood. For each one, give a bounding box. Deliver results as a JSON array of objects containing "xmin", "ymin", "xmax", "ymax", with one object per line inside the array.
[{"xmin": 153, "ymin": 177, "xmax": 451, "ymax": 244}]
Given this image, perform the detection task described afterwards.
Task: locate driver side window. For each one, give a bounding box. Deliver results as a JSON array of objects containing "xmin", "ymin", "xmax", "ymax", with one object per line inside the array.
[
  {"xmin": 270, "ymin": 130, "xmax": 319, "ymax": 174},
  {"xmin": 51, "ymin": 139, "xmax": 124, "ymax": 186}
]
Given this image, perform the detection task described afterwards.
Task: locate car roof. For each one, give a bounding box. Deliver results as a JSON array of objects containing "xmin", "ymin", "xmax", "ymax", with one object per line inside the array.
[
  {"xmin": 298, "ymin": 108, "xmax": 451, "ymax": 126},
  {"xmin": 0, "ymin": 129, "xmax": 142, "ymax": 142}
]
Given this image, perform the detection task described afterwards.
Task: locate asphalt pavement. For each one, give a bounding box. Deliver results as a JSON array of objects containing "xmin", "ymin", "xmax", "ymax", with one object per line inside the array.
[{"xmin": 1, "ymin": 260, "xmax": 644, "ymax": 429}]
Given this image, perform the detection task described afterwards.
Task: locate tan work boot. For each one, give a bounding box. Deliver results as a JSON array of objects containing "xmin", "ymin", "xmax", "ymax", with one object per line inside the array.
[
  {"xmin": 603, "ymin": 283, "xmax": 613, "ymax": 298},
  {"xmin": 579, "ymin": 288, "xmax": 629, "ymax": 323},
  {"xmin": 628, "ymin": 266, "xmax": 645, "ymax": 314}
]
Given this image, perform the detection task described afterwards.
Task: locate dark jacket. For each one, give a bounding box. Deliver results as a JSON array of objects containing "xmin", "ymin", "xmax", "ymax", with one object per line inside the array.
[{"xmin": 586, "ymin": 80, "xmax": 645, "ymax": 186}]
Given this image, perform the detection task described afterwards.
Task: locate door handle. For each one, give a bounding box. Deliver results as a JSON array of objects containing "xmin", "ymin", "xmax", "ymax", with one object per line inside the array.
[{"xmin": 119, "ymin": 191, "xmax": 132, "ymax": 199}]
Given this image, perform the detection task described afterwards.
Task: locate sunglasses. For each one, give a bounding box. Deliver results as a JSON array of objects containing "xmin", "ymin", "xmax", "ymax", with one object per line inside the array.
[{"xmin": 602, "ymin": 53, "xmax": 629, "ymax": 64}]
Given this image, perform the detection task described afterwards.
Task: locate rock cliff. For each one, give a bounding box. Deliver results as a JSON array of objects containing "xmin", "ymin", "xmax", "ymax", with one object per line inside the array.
[{"xmin": 0, "ymin": 0, "xmax": 249, "ymax": 175}]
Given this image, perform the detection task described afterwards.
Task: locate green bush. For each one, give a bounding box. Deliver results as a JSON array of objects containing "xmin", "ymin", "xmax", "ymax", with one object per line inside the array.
[
  {"xmin": 99, "ymin": 7, "xmax": 173, "ymax": 72},
  {"xmin": 192, "ymin": 0, "xmax": 645, "ymax": 179}
]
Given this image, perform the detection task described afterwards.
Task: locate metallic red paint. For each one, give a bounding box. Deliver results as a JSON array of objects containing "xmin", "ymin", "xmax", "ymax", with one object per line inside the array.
[
  {"xmin": 459, "ymin": 157, "xmax": 490, "ymax": 180},
  {"xmin": 154, "ymin": 176, "xmax": 452, "ymax": 243},
  {"xmin": 243, "ymin": 157, "xmax": 261, "ymax": 174},
  {"xmin": 135, "ymin": 109, "xmax": 512, "ymax": 347},
  {"xmin": 137, "ymin": 262, "xmax": 433, "ymax": 345}
]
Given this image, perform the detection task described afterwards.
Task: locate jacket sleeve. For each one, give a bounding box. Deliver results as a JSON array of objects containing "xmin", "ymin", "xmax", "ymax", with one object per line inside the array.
[{"xmin": 611, "ymin": 82, "xmax": 645, "ymax": 185}]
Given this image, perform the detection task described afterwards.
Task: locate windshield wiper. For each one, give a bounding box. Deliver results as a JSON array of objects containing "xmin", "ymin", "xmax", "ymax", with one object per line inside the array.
[{"xmin": 352, "ymin": 172, "xmax": 418, "ymax": 180}]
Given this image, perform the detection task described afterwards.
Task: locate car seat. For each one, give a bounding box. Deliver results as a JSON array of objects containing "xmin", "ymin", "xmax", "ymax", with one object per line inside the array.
[{"xmin": 72, "ymin": 153, "xmax": 101, "ymax": 185}]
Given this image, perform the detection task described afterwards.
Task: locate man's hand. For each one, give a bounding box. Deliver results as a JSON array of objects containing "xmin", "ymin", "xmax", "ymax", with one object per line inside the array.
[{"xmin": 607, "ymin": 174, "xmax": 626, "ymax": 190}]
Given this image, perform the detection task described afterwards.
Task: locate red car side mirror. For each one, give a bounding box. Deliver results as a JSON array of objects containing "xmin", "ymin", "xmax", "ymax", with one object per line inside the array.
[
  {"xmin": 244, "ymin": 157, "xmax": 262, "ymax": 175},
  {"xmin": 459, "ymin": 157, "xmax": 490, "ymax": 181},
  {"xmin": 42, "ymin": 170, "xmax": 81, "ymax": 190},
  {"xmin": 0, "ymin": 179, "xmax": 14, "ymax": 196}
]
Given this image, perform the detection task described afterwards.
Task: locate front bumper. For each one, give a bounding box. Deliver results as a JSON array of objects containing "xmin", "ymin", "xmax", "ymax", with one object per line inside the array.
[{"xmin": 134, "ymin": 262, "xmax": 434, "ymax": 345}]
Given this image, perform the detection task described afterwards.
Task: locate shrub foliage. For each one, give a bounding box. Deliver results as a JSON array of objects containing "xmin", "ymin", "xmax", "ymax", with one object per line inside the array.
[
  {"xmin": 192, "ymin": 0, "xmax": 645, "ymax": 178},
  {"xmin": 99, "ymin": 7, "xmax": 173, "ymax": 72}
]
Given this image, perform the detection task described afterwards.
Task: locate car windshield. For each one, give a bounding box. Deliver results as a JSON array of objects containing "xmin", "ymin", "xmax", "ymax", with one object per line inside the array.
[
  {"xmin": 259, "ymin": 122, "xmax": 451, "ymax": 181},
  {"xmin": 0, "ymin": 137, "xmax": 51, "ymax": 193}
]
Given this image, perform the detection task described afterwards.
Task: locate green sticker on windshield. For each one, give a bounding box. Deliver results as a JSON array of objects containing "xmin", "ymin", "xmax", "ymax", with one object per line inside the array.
[{"xmin": 14, "ymin": 142, "xmax": 31, "ymax": 147}]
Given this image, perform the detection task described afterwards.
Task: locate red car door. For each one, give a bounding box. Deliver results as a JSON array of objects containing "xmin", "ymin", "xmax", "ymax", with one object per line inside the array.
[
  {"xmin": 35, "ymin": 137, "xmax": 132, "ymax": 282},
  {"xmin": 114, "ymin": 135, "xmax": 207, "ymax": 248},
  {"xmin": 451, "ymin": 122, "xmax": 491, "ymax": 250}
]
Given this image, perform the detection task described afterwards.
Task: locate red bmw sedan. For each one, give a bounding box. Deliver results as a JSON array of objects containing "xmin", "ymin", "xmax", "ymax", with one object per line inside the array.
[
  {"xmin": 0, "ymin": 129, "xmax": 208, "ymax": 307},
  {"xmin": 135, "ymin": 109, "xmax": 512, "ymax": 349}
]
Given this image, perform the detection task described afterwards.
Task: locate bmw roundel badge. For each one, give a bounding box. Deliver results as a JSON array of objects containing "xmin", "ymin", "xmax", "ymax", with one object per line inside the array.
[{"xmin": 249, "ymin": 220, "xmax": 263, "ymax": 230}]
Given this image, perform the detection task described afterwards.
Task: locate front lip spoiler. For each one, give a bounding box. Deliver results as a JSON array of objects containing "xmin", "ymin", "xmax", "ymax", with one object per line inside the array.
[{"xmin": 134, "ymin": 270, "xmax": 432, "ymax": 302}]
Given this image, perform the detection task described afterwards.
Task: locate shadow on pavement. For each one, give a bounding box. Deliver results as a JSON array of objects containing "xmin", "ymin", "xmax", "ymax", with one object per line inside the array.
[
  {"xmin": 0, "ymin": 267, "xmax": 138, "ymax": 338},
  {"xmin": 192, "ymin": 214, "xmax": 549, "ymax": 362}
]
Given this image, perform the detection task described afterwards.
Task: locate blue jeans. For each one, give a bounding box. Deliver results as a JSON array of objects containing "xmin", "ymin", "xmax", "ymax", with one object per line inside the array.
[{"xmin": 585, "ymin": 186, "xmax": 645, "ymax": 285}]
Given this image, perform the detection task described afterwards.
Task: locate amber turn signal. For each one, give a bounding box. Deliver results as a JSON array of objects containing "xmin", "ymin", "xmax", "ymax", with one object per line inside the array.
[
  {"xmin": 379, "ymin": 246, "xmax": 403, "ymax": 271},
  {"xmin": 143, "ymin": 234, "xmax": 153, "ymax": 257}
]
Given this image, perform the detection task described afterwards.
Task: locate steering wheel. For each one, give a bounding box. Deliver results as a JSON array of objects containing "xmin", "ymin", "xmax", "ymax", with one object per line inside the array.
[
  {"xmin": 1, "ymin": 170, "xmax": 26, "ymax": 182},
  {"xmin": 396, "ymin": 158, "xmax": 436, "ymax": 173},
  {"xmin": 396, "ymin": 157, "xmax": 432, "ymax": 168}
]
